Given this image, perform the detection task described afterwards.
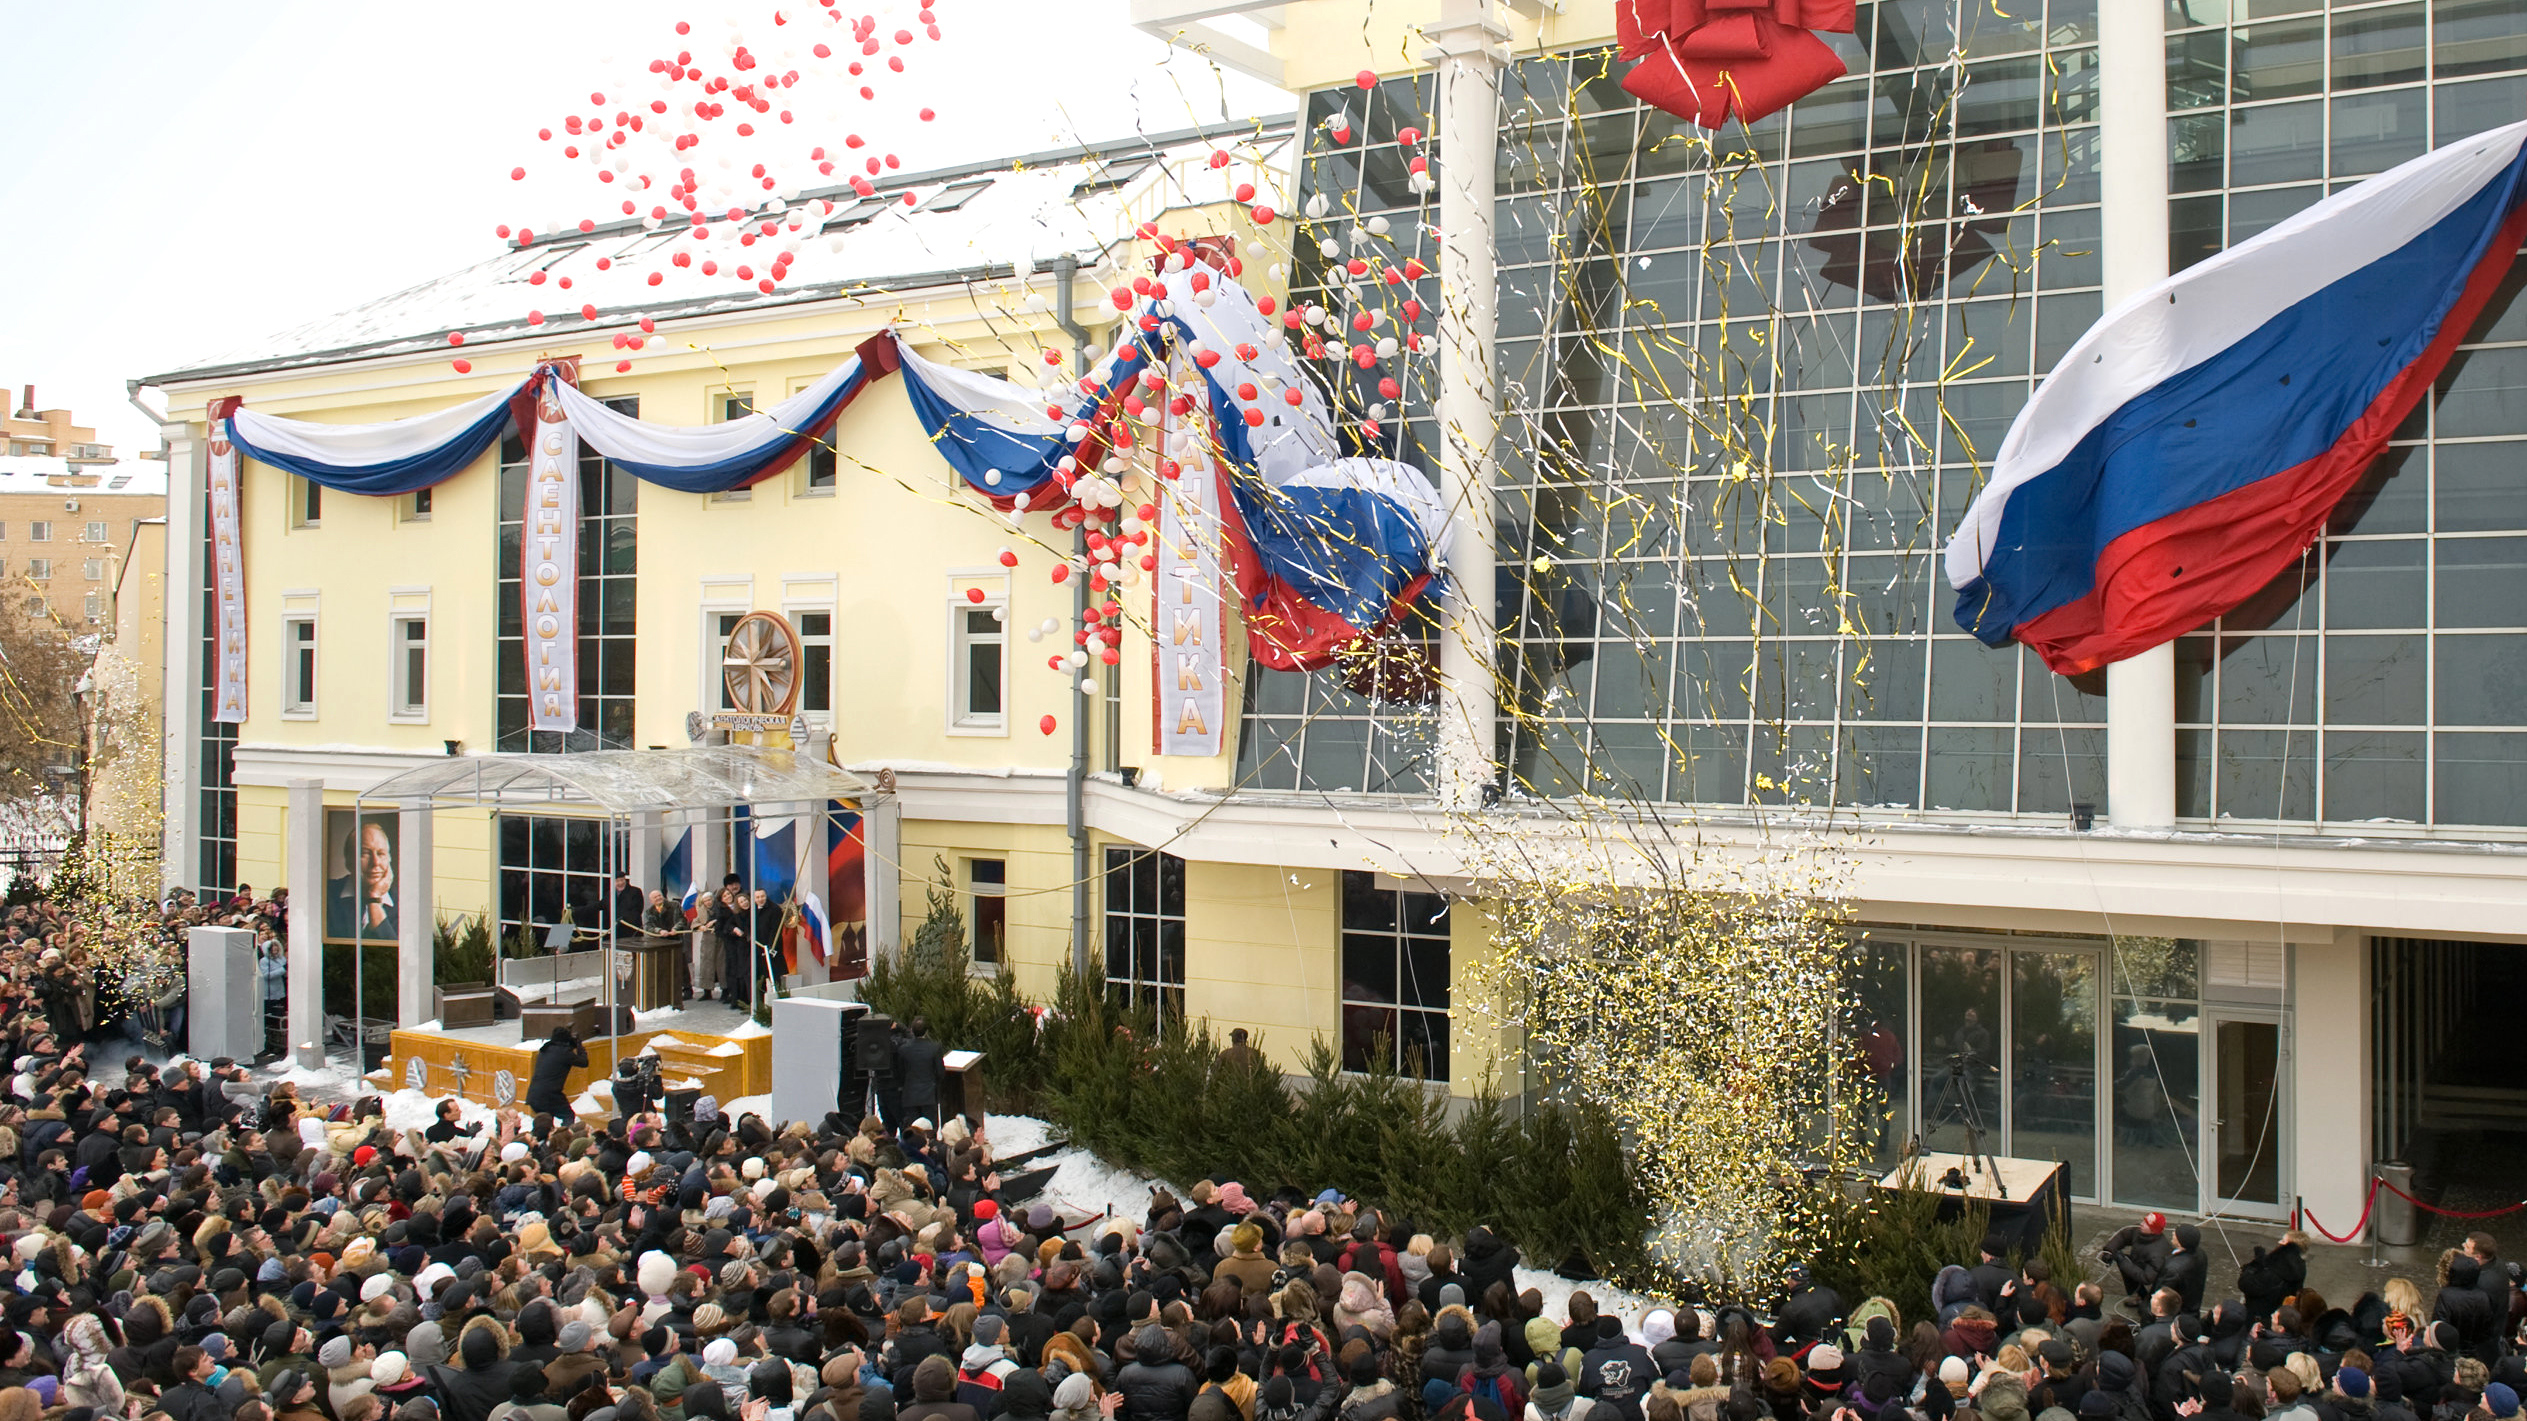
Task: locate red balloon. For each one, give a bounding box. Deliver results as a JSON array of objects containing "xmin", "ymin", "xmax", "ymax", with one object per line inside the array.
[
  {"xmin": 580, "ymin": 303, "xmax": 598, "ymax": 320},
  {"xmin": 527, "ymin": 309, "xmax": 545, "ymax": 324},
  {"xmin": 648, "ymin": 271, "xmax": 664, "ymax": 285},
  {"xmin": 447, "ymin": 332, "xmax": 465, "ymax": 346},
  {"xmin": 965, "ymin": 587, "xmax": 986, "ymax": 604},
  {"xmin": 452, "ymin": 359, "xmax": 473, "ymax": 374},
  {"xmin": 639, "ymin": 316, "xmax": 656, "ymax": 332},
  {"xmin": 1234, "ymin": 182, "xmax": 1255, "ymax": 202},
  {"xmin": 510, "ymin": 166, "xmax": 526, "ymax": 180},
  {"xmin": 1355, "ymin": 69, "xmax": 1376, "ymax": 88},
  {"xmin": 1250, "ymin": 204, "xmax": 1276, "ymax": 224},
  {"xmin": 998, "ymin": 549, "xmax": 1020, "ymax": 568},
  {"xmin": 1050, "ymin": 565, "xmax": 1071, "ymax": 584},
  {"xmin": 920, "ymin": 107, "xmax": 935, "ymax": 121},
  {"xmin": 1039, "ymin": 715, "xmax": 1057, "ymax": 735},
  {"xmin": 617, "ymin": 360, "xmax": 633, "ymax": 372},
  {"xmin": 1379, "ymin": 377, "xmax": 1401, "ymax": 398}
]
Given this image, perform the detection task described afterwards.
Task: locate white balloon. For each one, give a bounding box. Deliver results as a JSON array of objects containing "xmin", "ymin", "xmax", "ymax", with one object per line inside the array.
[
  {"xmin": 1366, "ymin": 215, "xmax": 1391, "ymax": 236},
  {"xmin": 1079, "ymin": 678, "xmax": 1099, "ymax": 695},
  {"xmin": 1318, "ymin": 238, "xmax": 1339, "ymax": 258},
  {"xmin": 1376, "ymin": 336, "xmax": 1400, "ymax": 358},
  {"xmin": 985, "ymin": 468, "xmax": 1004, "ymax": 486}
]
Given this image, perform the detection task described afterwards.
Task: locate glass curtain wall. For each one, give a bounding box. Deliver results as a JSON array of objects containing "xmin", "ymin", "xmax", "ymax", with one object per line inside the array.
[
  {"xmin": 1252, "ymin": 1, "xmax": 2527, "ymax": 835},
  {"xmin": 1858, "ymin": 928, "xmax": 2191, "ymax": 1206}
]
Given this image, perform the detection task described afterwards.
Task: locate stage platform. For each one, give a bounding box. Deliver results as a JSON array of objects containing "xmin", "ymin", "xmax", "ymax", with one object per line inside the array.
[{"xmin": 389, "ymin": 1001, "xmax": 773, "ymax": 1113}]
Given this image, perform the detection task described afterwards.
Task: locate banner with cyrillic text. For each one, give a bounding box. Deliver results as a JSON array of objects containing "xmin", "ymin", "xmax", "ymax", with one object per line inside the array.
[
  {"xmin": 1154, "ymin": 389, "xmax": 1226, "ymax": 757},
  {"xmin": 523, "ymin": 375, "xmax": 581, "ymax": 732},
  {"xmin": 208, "ymin": 402, "xmax": 248, "ymax": 724}
]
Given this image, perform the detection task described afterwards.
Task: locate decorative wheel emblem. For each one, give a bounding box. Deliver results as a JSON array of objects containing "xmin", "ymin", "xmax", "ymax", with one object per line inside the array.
[
  {"xmin": 721, "ymin": 611, "xmax": 803, "ymax": 718},
  {"xmin": 404, "ymin": 1055, "xmax": 428, "ymax": 1091},
  {"xmin": 493, "ymin": 1069, "xmax": 518, "ymax": 1106}
]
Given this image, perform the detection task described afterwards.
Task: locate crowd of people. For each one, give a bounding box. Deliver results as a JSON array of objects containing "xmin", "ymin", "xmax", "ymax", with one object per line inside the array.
[
  {"xmin": 4, "ymin": 948, "xmax": 2527, "ymax": 1421},
  {"xmin": 4, "ymin": 889, "xmax": 292, "ymax": 1063}
]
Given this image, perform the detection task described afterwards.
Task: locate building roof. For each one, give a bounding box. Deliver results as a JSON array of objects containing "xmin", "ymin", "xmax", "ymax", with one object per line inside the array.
[
  {"xmin": 0, "ymin": 456, "xmax": 169, "ymax": 498},
  {"xmin": 145, "ymin": 118, "xmax": 1296, "ymax": 387}
]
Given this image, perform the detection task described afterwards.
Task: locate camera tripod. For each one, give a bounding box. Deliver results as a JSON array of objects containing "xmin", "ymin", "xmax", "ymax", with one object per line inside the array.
[{"xmin": 1920, "ymin": 1050, "xmax": 2009, "ymax": 1199}]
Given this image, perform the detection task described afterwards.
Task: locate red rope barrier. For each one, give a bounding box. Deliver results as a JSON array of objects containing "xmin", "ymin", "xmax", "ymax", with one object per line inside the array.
[
  {"xmin": 2299, "ymin": 1175, "xmax": 2527, "ymax": 1242},
  {"xmin": 2374, "ymin": 1175, "xmax": 2527, "ymax": 1221},
  {"xmin": 2300, "ymin": 1176, "xmax": 2378, "ymax": 1244}
]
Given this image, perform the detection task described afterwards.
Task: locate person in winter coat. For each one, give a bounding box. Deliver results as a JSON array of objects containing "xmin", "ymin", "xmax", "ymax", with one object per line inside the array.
[
  {"xmin": 1461, "ymin": 1230, "xmax": 1521, "ymax": 1305},
  {"xmin": 2101, "ymin": 1216, "xmax": 2175, "ymax": 1312},
  {"xmin": 1428, "ymin": 1315, "xmax": 1481, "ymax": 1406},
  {"xmin": 1460, "ymin": 1335, "xmax": 1528, "ymax": 1418},
  {"xmin": 2160, "ymin": 1229, "xmax": 2208, "ymax": 1319},
  {"xmin": 1337, "ymin": 1275, "xmax": 1397, "ymax": 1343},
  {"xmin": 1577, "ymin": 1318, "xmax": 1656, "ymax": 1421},
  {"xmin": 1338, "ymin": 1353, "xmax": 1405, "ymax": 1421},
  {"xmin": 1772, "ymin": 1272, "xmax": 1843, "ymax": 1349},
  {"xmin": 899, "ymin": 1356, "xmax": 984, "ymax": 1421},
  {"xmin": 1932, "ymin": 1270, "xmax": 1982, "ymax": 1329},
  {"xmin": 430, "ymin": 1324, "xmax": 519, "ymax": 1421},
  {"xmin": 1117, "ymin": 1325, "xmax": 1200, "ymax": 1421},
  {"xmin": 2152, "ymin": 1314, "xmax": 2217, "ymax": 1418},
  {"xmin": 1849, "ymin": 1317, "xmax": 1914, "ymax": 1402},
  {"xmin": 2090, "ymin": 1352, "xmax": 2153, "ymax": 1421},
  {"xmin": 1527, "ymin": 1362, "xmax": 1598, "ymax": 1421},
  {"xmin": 60, "ymin": 1312, "xmax": 126, "ymax": 1415},
  {"xmin": 2436, "ymin": 1257, "xmax": 2503, "ymax": 1365},
  {"xmin": 1940, "ymin": 1309, "xmax": 1999, "ymax": 1363},
  {"xmin": 1341, "ymin": 1222, "xmax": 1409, "ymax": 1312},
  {"xmin": 162, "ymin": 1347, "xmax": 235, "ymax": 1421},
  {"xmin": 524, "ymin": 1026, "xmax": 587, "ymax": 1125},
  {"xmin": 271, "ymin": 1368, "xmax": 330, "ymax": 1421},
  {"xmin": 2240, "ymin": 1234, "xmax": 2312, "ymax": 1324},
  {"xmin": 1218, "ymin": 1226, "xmax": 1281, "ymax": 1299}
]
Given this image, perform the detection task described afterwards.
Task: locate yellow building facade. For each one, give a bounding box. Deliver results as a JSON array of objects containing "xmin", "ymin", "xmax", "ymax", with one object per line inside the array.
[{"xmin": 144, "ymin": 121, "xmax": 1501, "ymax": 1098}]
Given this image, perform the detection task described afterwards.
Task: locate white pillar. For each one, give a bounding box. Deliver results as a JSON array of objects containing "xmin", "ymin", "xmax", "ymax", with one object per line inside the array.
[
  {"xmin": 2292, "ymin": 931, "xmax": 2371, "ymax": 1239},
  {"xmin": 396, "ymin": 806, "xmax": 433, "ymax": 1028},
  {"xmin": 285, "ymin": 779, "xmax": 326, "ymax": 1067},
  {"xmin": 163, "ymin": 425, "xmax": 203, "ymax": 896},
  {"xmin": 2099, "ymin": 0, "xmax": 2178, "ymax": 830},
  {"xmin": 1426, "ymin": 0, "xmax": 1508, "ymax": 812},
  {"xmin": 865, "ymin": 795, "xmax": 903, "ymax": 963}
]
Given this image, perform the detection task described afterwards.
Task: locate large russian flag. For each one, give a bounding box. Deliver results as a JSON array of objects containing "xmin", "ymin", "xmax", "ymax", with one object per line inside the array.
[{"xmin": 1948, "ymin": 119, "xmax": 2527, "ymax": 675}]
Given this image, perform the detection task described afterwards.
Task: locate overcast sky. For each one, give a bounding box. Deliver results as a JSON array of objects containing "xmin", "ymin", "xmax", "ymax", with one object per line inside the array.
[{"xmin": 0, "ymin": 0, "xmax": 1289, "ymax": 459}]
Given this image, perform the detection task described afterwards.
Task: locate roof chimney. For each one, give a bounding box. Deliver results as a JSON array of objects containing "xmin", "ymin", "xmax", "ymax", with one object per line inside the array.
[{"xmin": 15, "ymin": 385, "xmax": 31, "ymax": 418}]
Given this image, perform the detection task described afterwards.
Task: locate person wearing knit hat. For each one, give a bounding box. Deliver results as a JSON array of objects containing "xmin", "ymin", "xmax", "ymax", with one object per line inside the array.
[{"xmin": 2488, "ymin": 1384, "xmax": 2519, "ymax": 1420}]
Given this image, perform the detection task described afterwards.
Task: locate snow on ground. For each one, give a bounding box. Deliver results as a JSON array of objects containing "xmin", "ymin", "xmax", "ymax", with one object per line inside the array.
[{"xmin": 982, "ymin": 1113, "xmax": 1673, "ymax": 1323}]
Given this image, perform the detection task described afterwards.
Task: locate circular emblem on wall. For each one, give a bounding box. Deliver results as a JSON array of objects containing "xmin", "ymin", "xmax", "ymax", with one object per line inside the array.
[
  {"xmin": 493, "ymin": 1069, "xmax": 518, "ymax": 1107},
  {"xmin": 404, "ymin": 1055, "xmax": 428, "ymax": 1092},
  {"xmin": 721, "ymin": 611, "xmax": 803, "ymax": 717}
]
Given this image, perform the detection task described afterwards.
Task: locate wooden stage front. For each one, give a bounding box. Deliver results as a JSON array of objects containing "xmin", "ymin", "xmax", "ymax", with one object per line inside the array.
[{"xmin": 389, "ymin": 1002, "xmax": 773, "ymax": 1112}]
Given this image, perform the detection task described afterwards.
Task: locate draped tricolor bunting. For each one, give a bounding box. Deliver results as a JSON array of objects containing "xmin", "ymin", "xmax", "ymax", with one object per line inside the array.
[
  {"xmin": 520, "ymin": 362, "xmax": 582, "ymax": 732},
  {"xmin": 1948, "ymin": 118, "xmax": 2527, "ymax": 676},
  {"xmin": 205, "ymin": 398, "xmax": 249, "ymax": 724}
]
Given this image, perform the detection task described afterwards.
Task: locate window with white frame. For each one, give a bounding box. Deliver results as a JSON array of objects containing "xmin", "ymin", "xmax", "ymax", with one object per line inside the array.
[
  {"xmin": 949, "ymin": 597, "xmax": 1005, "ymax": 731},
  {"xmin": 407, "ymin": 488, "xmax": 433, "ymax": 521},
  {"xmin": 28, "ymin": 559, "xmax": 49, "ymax": 580},
  {"xmin": 82, "ymin": 521, "xmax": 105, "ymax": 542},
  {"xmin": 392, "ymin": 615, "xmax": 429, "ymax": 719},
  {"xmin": 83, "ymin": 594, "xmax": 101, "ymax": 621},
  {"xmin": 969, "ymin": 858, "xmax": 1006, "ymax": 965},
  {"xmin": 1102, "ymin": 846, "xmax": 1184, "ymax": 1019},
  {"xmin": 796, "ymin": 610, "xmax": 833, "ymax": 716},
  {"xmin": 284, "ymin": 616, "xmax": 318, "ymax": 714},
  {"xmin": 28, "ymin": 522, "xmax": 49, "ymax": 543},
  {"xmin": 82, "ymin": 560, "xmax": 101, "ymax": 581},
  {"xmin": 293, "ymin": 478, "xmax": 321, "ymax": 527}
]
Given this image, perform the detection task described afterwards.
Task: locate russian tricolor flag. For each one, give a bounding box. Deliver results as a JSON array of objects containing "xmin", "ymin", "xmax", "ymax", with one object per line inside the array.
[
  {"xmin": 797, "ymin": 890, "xmax": 831, "ymax": 967},
  {"xmin": 1949, "ymin": 119, "xmax": 2527, "ymax": 675}
]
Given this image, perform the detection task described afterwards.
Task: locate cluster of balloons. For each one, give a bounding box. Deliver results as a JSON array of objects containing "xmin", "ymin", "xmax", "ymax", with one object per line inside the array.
[{"xmin": 449, "ymin": 1, "xmax": 947, "ymax": 374}]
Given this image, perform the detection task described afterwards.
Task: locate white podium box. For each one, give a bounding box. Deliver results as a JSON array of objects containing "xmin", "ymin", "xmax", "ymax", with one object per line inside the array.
[{"xmin": 187, "ymin": 926, "xmax": 263, "ymax": 1061}]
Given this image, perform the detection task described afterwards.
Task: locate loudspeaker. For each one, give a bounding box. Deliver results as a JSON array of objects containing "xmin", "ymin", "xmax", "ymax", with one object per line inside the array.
[
  {"xmin": 663, "ymin": 1088, "xmax": 699, "ymax": 1126},
  {"xmin": 853, "ymin": 1012, "xmax": 895, "ymax": 1073}
]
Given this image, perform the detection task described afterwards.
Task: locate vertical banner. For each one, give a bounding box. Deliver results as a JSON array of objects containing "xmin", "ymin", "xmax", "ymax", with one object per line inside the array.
[
  {"xmin": 826, "ymin": 801, "xmax": 868, "ymax": 979},
  {"xmin": 206, "ymin": 399, "xmax": 248, "ymax": 723},
  {"xmin": 523, "ymin": 366, "xmax": 582, "ymax": 732},
  {"xmin": 1153, "ymin": 374, "xmax": 1226, "ymax": 756}
]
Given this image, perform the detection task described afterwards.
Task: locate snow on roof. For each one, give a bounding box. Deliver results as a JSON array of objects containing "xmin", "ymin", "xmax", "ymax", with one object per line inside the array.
[
  {"xmin": 149, "ymin": 119, "xmax": 1296, "ymax": 386},
  {"xmin": 0, "ymin": 456, "xmax": 168, "ymax": 498}
]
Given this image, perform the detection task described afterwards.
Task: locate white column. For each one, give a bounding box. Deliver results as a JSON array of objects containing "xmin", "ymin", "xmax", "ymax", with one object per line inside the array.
[
  {"xmin": 162, "ymin": 425, "xmax": 203, "ymax": 896},
  {"xmin": 865, "ymin": 795, "xmax": 903, "ymax": 963},
  {"xmin": 396, "ymin": 806, "xmax": 433, "ymax": 1027},
  {"xmin": 2292, "ymin": 931, "xmax": 2371, "ymax": 1239},
  {"xmin": 285, "ymin": 779, "xmax": 326, "ymax": 1067},
  {"xmin": 2100, "ymin": 0, "xmax": 2178, "ymax": 830},
  {"xmin": 1426, "ymin": 0, "xmax": 1508, "ymax": 812}
]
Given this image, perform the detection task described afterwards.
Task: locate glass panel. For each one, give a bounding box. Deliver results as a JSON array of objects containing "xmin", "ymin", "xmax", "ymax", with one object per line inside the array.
[
  {"xmin": 2111, "ymin": 997, "xmax": 2202, "ymax": 1210},
  {"xmin": 1917, "ymin": 947, "xmax": 2004, "ymax": 1159},
  {"xmin": 1850, "ymin": 935, "xmax": 1912, "ymax": 1170},
  {"xmin": 2212, "ymin": 1017, "xmax": 2283, "ymax": 1205},
  {"xmin": 2012, "ymin": 951, "xmax": 2100, "ymax": 1197}
]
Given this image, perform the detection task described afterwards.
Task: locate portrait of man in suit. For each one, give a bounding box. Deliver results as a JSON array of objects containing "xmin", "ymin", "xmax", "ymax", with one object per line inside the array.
[{"xmin": 325, "ymin": 812, "xmax": 398, "ymax": 942}]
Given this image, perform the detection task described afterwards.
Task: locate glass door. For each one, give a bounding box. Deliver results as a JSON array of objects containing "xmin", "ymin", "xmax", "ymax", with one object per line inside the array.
[{"xmin": 2207, "ymin": 1011, "xmax": 2290, "ymax": 1219}]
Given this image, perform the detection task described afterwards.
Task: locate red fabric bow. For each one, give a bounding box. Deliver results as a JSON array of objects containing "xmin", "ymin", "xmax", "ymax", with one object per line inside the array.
[{"xmin": 1615, "ymin": 0, "xmax": 1858, "ymax": 129}]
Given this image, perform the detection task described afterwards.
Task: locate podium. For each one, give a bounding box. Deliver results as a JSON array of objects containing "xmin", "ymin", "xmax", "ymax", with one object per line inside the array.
[
  {"xmin": 942, "ymin": 1049, "xmax": 987, "ymax": 1123},
  {"xmin": 770, "ymin": 995, "xmax": 870, "ymax": 1126},
  {"xmin": 1878, "ymin": 1152, "xmax": 2067, "ymax": 1255},
  {"xmin": 186, "ymin": 926, "xmax": 260, "ymax": 1061},
  {"xmin": 622, "ymin": 936, "xmax": 685, "ymax": 1011}
]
